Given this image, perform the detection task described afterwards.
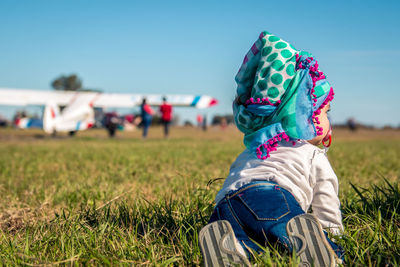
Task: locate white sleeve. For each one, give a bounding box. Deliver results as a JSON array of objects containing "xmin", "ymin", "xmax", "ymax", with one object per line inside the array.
[{"xmin": 310, "ymin": 152, "xmax": 344, "ymax": 235}]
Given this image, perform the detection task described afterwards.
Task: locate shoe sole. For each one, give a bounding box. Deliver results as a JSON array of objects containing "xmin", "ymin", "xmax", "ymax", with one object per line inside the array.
[
  {"xmin": 286, "ymin": 214, "xmax": 336, "ymax": 267},
  {"xmin": 199, "ymin": 220, "xmax": 251, "ymax": 267}
]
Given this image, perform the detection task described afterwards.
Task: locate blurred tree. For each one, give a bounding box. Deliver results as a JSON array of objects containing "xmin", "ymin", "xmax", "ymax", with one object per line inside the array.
[{"xmin": 51, "ymin": 74, "xmax": 82, "ymax": 91}]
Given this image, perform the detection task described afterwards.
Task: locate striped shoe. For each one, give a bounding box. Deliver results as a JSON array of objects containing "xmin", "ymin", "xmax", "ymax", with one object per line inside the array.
[
  {"xmin": 286, "ymin": 214, "xmax": 338, "ymax": 267},
  {"xmin": 199, "ymin": 220, "xmax": 251, "ymax": 267}
]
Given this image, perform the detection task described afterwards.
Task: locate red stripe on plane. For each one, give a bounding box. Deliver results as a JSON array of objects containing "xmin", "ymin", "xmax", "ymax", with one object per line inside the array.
[{"xmin": 209, "ymin": 98, "xmax": 218, "ymax": 107}]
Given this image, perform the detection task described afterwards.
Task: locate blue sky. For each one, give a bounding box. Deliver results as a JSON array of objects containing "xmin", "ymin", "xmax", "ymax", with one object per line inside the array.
[{"xmin": 0, "ymin": 0, "xmax": 399, "ymax": 126}]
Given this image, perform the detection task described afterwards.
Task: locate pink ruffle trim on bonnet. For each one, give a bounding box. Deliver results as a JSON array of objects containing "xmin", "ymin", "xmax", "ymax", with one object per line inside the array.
[
  {"xmin": 256, "ymin": 132, "xmax": 291, "ymax": 160},
  {"xmin": 295, "ymin": 54, "xmax": 335, "ymax": 137},
  {"xmin": 313, "ymin": 88, "xmax": 334, "ymax": 136}
]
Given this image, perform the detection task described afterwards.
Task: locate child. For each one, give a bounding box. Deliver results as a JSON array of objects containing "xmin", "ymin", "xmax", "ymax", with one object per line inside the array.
[{"xmin": 199, "ymin": 31, "xmax": 344, "ymax": 267}]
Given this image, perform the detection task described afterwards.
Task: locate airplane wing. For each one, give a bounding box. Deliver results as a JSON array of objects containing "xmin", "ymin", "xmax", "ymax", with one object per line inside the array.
[{"xmin": 0, "ymin": 88, "xmax": 218, "ymax": 109}]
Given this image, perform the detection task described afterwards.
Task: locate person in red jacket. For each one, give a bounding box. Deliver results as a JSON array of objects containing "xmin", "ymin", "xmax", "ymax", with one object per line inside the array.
[{"xmin": 159, "ymin": 97, "xmax": 172, "ymax": 138}]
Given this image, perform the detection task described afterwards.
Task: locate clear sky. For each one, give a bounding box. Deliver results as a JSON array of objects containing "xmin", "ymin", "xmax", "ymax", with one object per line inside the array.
[{"xmin": 0, "ymin": 0, "xmax": 399, "ymax": 126}]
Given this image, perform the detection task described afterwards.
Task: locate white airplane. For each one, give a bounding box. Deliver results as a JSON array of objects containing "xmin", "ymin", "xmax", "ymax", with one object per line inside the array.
[{"xmin": 0, "ymin": 88, "xmax": 218, "ymax": 134}]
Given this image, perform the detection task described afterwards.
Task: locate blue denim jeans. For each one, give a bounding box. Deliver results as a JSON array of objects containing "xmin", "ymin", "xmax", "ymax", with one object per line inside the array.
[
  {"xmin": 209, "ymin": 180, "xmax": 344, "ymax": 260},
  {"xmin": 142, "ymin": 118, "xmax": 152, "ymax": 138}
]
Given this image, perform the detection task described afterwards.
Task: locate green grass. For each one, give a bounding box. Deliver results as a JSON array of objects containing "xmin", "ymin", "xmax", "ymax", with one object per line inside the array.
[{"xmin": 0, "ymin": 127, "xmax": 399, "ymax": 266}]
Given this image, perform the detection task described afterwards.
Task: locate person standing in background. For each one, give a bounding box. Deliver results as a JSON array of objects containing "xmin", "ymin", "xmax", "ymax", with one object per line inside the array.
[
  {"xmin": 141, "ymin": 98, "xmax": 153, "ymax": 139},
  {"xmin": 202, "ymin": 115, "xmax": 207, "ymax": 131},
  {"xmin": 159, "ymin": 97, "xmax": 172, "ymax": 138},
  {"xmin": 196, "ymin": 114, "xmax": 203, "ymax": 128}
]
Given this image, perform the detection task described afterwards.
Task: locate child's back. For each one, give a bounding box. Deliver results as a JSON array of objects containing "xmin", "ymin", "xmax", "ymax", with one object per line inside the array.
[{"xmin": 199, "ymin": 31, "xmax": 344, "ymax": 267}]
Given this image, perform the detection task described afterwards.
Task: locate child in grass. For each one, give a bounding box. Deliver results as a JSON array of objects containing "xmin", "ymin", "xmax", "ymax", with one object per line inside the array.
[{"xmin": 199, "ymin": 31, "xmax": 344, "ymax": 267}]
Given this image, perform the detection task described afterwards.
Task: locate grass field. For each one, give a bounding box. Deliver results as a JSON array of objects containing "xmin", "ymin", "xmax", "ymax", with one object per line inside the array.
[{"xmin": 0, "ymin": 126, "xmax": 399, "ymax": 266}]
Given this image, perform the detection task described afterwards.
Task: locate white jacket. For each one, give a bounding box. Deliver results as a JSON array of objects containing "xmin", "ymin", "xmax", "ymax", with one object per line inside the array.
[{"xmin": 215, "ymin": 140, "xmax": 343, "ymax": 234}]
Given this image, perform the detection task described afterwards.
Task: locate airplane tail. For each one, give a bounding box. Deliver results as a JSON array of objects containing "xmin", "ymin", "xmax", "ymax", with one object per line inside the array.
[
  {"xmin": 43, "ymin": 97, "xmax": 96, "ymax": 134},
  {"xmin": 47, "ymin": 93, "xmax": 97, "ymax": 133}
]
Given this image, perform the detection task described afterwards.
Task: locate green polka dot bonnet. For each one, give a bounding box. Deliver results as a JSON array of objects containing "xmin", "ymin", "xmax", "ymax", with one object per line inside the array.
[{"xmin": 233, "ymin": 31, "xmax": 334, "ymax": 160}]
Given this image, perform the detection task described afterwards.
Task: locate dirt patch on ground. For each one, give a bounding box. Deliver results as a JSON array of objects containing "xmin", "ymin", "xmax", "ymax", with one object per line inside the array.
[{"xmin": 0, "ymin": 202, "xmax": 51, "ymax": 233}]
